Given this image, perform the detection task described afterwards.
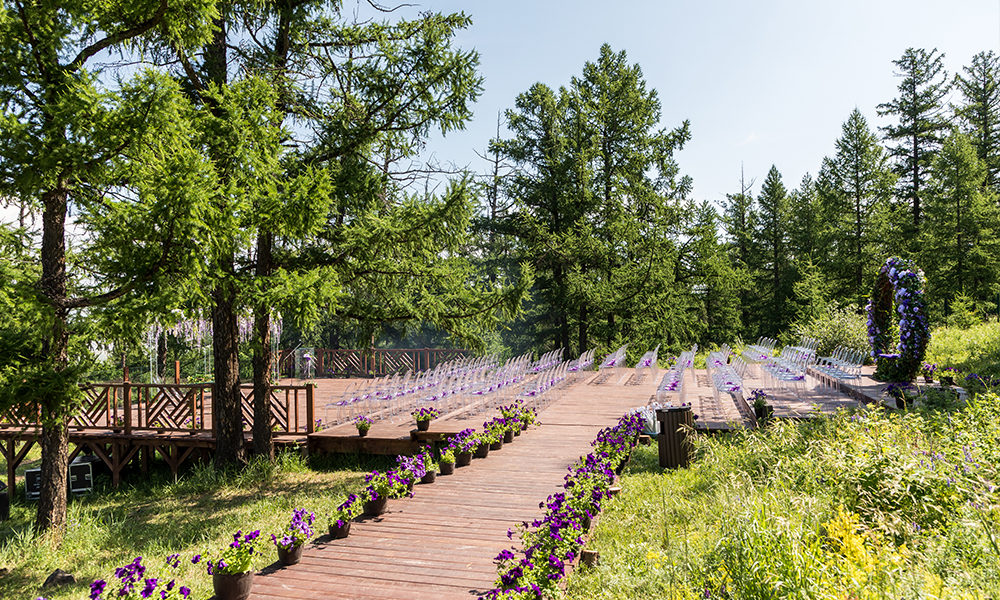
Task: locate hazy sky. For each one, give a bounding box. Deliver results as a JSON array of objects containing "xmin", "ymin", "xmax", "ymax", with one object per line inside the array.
[{"xmin": 414, "ymin": 0, "xmax": 1000, "ymax": 204}]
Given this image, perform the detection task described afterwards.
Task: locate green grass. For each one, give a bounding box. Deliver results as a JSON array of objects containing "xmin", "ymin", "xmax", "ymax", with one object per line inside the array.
[
  {"xmin": 926, "ymin": 320, "xmax": 1000, "ymax": 378},
  {"xmin": 0, "ymin": 451, "xmax": 392, "ymax": 600},
  {"xmin": 567, "ymin": 398, "xmax": 1000, "ymax": 599}
]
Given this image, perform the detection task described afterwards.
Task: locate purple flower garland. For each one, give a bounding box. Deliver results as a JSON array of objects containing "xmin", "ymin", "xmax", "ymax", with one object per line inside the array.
[{"xmin": 866, "ymin": 256, "xmax": 930, "ymax": 382}]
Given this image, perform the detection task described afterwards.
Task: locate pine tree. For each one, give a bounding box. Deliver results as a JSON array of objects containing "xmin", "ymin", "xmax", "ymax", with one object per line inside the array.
[
  {"xmin": 877, "ymin": 48, "xmax": 951, "ymax": 231},
  {"xmin": 754, "ymin": 165, "xmax": 794, "ymax": 336},
  {"xmin": 818, "ymin": 108, "xmax": 896, "ymax": 306},
  {"xmin": 921, "ymin": 131, "xmax": 1000, "ymax": 317},
  {"xmin": 953, "ymin": 50, "xmax": 1000, "ymax": 191}
]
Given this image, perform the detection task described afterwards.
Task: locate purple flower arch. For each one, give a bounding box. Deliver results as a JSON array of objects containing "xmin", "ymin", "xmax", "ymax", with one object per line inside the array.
[{"xmin": 866, "ymin": 257, "xmax": 930, "ymax": 382}]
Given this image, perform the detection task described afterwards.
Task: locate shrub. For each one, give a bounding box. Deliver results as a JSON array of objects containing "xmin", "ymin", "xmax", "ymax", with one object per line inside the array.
[{"xmin": 792, "ymin": 301, "xmax": 869, "ymax": 359}]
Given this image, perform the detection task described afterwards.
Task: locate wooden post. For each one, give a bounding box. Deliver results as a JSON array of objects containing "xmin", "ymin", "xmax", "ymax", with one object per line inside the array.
[
  {"xmin": 124, "ymin": 381, "xmax": 132, "ymax": 435},
  {"xmin": 174, "ymin": 360, "xmax": 181, "ymax": 384},
  {"xmin": 306, "ymin": 384, "xmax": 315, "ymax": 434}
]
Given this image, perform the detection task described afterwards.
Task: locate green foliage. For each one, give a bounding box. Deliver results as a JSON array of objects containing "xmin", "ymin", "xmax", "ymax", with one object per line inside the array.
[
  {"xmin": 567, "ymin": 397, "xmax": 1000, "ymax": 599},
  {"xmin": 921, "ymin": 130, "xmax": 1000, "ymax": 321},
  {"xmin": 954, "ymin": 50, "xmax": 1000, "ymax": 190},
  {"xmin": 877, "ymin": 47, "xmax": 952, "ymax": 235},
  {"xmin": 0, "ymin": 450, "xmax": 365, "ymax": 600},
  {"xmin": 818, "ymin": 108, "xmax": 896, "ymax": 307},
  {"xmin": 489, "ymin": 44, "xmax": 694, "ymax": 359},
  {"xmin": 926, "ymin": 320, "xmax": 1000, "ymax": 377}
]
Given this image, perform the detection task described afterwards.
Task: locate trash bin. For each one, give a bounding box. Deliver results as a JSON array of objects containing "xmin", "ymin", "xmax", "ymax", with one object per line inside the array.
[{"xmin": 656, "ymin": 406, "xmax": 693, "ymax": 469}]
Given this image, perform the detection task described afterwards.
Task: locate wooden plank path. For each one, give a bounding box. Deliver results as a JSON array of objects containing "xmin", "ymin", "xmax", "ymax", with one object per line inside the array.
[{"xmin": 249, "ymin": 372, "xmax": 661, "ymax": 600}]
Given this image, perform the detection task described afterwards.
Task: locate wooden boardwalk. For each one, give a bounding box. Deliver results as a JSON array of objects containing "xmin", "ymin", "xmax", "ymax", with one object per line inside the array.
[
  {"xmin": 250, "ymin": 372, "xmax": 662, "ymax": 600},
  {"xmin": 251, "ymin": 366, "xmax": 866, "ymax": 599}
]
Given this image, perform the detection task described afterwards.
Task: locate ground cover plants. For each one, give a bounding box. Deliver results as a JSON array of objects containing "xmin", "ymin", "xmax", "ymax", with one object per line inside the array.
[
  {"xmin": 0, "ymin": 451, "xmax": 379, "ymax": 600},
  {"xmin": 565, "ymin": 394, "xmax": 1000, "ymax": 599}
]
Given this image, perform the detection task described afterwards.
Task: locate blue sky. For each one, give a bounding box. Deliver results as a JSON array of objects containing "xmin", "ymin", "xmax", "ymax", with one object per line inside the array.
[{"xmin": 415, "ymin": 0, "xmax": 1000, "ymax": 204}]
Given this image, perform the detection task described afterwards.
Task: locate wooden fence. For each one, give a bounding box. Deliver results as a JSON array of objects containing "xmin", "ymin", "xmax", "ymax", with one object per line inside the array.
[
  {"xmin": 278, "ymin": 348, "xmax": 471, "ymax": 378},
  {"xmin": 0, "ymin": 382, "xmax": 315, "ymax": 436}
]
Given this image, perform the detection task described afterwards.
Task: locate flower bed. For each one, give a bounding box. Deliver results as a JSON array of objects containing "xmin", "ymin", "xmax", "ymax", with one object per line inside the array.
[{"xmin": 479, "ymin": 412, "xmax": 643, "ymax": 599}]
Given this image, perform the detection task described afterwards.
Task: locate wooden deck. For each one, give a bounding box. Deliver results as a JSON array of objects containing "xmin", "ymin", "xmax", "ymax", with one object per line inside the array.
[{"xmin": 249, "ymin": 368, "xmax": 866, "ymax": 600}]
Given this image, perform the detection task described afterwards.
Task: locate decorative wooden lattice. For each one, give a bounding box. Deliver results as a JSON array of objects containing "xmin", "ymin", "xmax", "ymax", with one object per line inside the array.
[
  {"xmin": 135, "ymin": 384, "xmax": 209, "ymax": 431},
  {"xmin": 279, "ymin": 348, "xmax": 470, "ymax": 377}
]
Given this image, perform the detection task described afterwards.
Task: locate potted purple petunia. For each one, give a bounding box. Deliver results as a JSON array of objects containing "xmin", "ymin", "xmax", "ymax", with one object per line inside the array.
[
  {"xmin": 271, "ymin": 508, "xmax": 316, "ymax": 566},
  {"xmin": 330, "ymin": 494, "xmax": 359, "ymax": 538},
  {"xmin": 193, "ymin": 529, "xmax": 261, "ymax": 600},
  {"xmin": 362, "ymin": 470, "xmax": 409, "ymax": 516},
  {"xmin": 438, "ymin": 446, "xmax": 456, "ymax": 475},
  {"xmin": 354, "ymin": 414, "xmax": 373, "ymax": 437},
  {"xmin": 411, "ymin": 406, "xmax": 440, "ymax": 431}
]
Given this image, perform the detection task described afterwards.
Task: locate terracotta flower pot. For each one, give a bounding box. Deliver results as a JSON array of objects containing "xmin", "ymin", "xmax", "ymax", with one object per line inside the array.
[
  {"xmin": 439, "ymin": 462, "xmax": 455, "ymax": 475},
  {"xmin": 277, "ymin": 543, "xmax": 304, "ymax": 566},
  {"xmin": 329, "ymin": 520, "xmax": 351, "ymax": 539},
  {"xmin": 416, "ymin": 419, "xmax": 430, "ymax": 431},
  {"xmin": 363, "ymin": 496, "xmax": 388, "ymax": 516},
  {"xmin": 456, "ymin": 452, "xmax": 473, "ymax": 466},
  {"xmin": 213, "ymin": 571, "xmax": 254, "ymax": 600}
]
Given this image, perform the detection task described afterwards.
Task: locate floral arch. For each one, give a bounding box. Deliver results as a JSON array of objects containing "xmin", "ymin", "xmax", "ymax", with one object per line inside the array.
[{"xmin": 866, "ymin": 256, "xmax": 930, "ymax": 382}]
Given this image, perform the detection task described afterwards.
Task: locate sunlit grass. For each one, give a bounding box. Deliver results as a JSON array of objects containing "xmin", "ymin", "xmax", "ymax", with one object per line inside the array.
[
  {"xmin": 567, "ymin": 398, "xmax": 1000, "ymax": 599},
  {"xmin": 0, "ymin": 451, "xmax": 386, "ymax": 600}
]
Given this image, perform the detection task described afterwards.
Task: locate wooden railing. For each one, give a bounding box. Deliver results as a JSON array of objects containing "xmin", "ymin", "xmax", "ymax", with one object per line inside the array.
[
  {"xmin": 279, "ymin": 348, "xmax": 471, "ymax": 378},
  {"xmin": 0, "ymin": 382, "xmax": 315, "ymax": 435}
]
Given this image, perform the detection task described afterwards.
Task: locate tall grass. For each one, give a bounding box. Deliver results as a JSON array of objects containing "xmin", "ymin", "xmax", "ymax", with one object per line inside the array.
[
  {"xmin": 0, "ymin": 451, "xmax": 384, "ymax": 600},
  {"xmin": 567, "ymin": 397, "xmax": 1000, "ymax": 599}
]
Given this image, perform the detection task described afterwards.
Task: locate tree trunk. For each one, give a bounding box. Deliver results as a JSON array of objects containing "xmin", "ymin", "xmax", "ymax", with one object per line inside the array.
[
  {"xmin": 578, "ymin": 304, "xmax": 589, "ymax": 353},
  {"xmin": 36, "ymin": 185, "xmax": 70, "ymax": 534},
  {"xmin": 212, "ymin": 273, "xmax": 246, "ymax": 469},
  {"xmin": 252, "ymin": 232, "xmax": 274, "ymax": 459},
  {"xmin": 36, "ymin": 421, "xmax": 69, "ymax": 533}
]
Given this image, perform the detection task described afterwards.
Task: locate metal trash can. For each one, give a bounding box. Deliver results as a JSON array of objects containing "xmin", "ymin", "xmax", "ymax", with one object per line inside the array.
[{"xmin": 656, "ymin": 406, "xmax": 693, "ymax": 469}]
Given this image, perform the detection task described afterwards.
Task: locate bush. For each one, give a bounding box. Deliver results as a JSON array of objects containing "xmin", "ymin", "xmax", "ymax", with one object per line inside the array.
[{"xmin": 792, "ymin": 301, "xmax": 869, "ymax": 359}]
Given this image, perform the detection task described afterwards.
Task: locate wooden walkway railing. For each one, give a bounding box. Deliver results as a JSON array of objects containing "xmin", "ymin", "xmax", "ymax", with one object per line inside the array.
[{"xmin": 279, "ymin": 348, "xmax": 471, "ymax": 378}]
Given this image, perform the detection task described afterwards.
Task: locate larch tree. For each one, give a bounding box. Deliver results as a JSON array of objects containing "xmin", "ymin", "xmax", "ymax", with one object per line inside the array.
[
  {"xmin": 921, "ymin": 131, "xmax": 1000, "ymax": 316},
  {"xmin": 818, "ymin": 108, "xmax": 896, "ymax": 307},
  {"xmin": 953, "ymin": 50, "xmax": 1000, "ymax": 192},
  {"xmin": 877, "ymin": 47, "xmax": 951, "ymax": 233},
  {"xmin": 0, "ymin": 0, "xmax": 219, "ymax": 532}
]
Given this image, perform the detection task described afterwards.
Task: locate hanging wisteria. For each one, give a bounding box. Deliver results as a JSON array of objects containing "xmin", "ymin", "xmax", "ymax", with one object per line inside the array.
[{"xmin": 143, "ymin": 310, "xmax": 285, "ymax": 383}]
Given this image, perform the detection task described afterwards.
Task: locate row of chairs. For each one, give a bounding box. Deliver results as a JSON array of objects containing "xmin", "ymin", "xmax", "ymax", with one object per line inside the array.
[
  {"xmin": 814, "ymin": 346, "xmax": 865, "ymax": 385},
  {"xmin": 761, "ymin": 346, "xmax": 815, "ymax": 398},
  {"xmin": 599, "ymin": 345, "xmax": 629, "ymax": 384},
  {"xmin": 567, "ymin": 348, "xmax": 597, "ymax": 382},
  {"xmin": 635, "ymin": 345, "xmax": 660, "ymax": 382},
  {"xmin": 707, "ymin": 347, "xmax": 748, "ymax": 404},
  {"xmin": 655, "ymin": 345, "xmax": 697, "ymax": 403},
  {"xmin": 323, "ymin": 354, "xmax": 505, "ymax": 425}
]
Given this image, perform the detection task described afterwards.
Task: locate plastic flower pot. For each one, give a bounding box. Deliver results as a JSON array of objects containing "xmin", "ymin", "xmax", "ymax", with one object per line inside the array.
[
  {"xmin": 329, "ymin": 521, "xmax": 351, "ymax": 539},
  {"xmin": 489, "ymin": 440, "xmax": 503, "ymax": 451},
  {"xmin": 416, "ymin": 419, "xmax": 430, "ymax": 432},
  {"xmin": 363, "ymin": 496, "xmax": 389, "ymax": 516},
  {"xmin": 503, "ymin": 430, "xmax": 514, "ymax": 444},
  {"xmin": 213, "ymin": 571, "xmax": 254, "ymax": 600},
  {"xmin": 473, "ymin": 445, "xmax": 490, "ymax": 459},
  {"xmin": 439, "ymin": 462, "xmax": 455, "ymax": 475},
  {"xmin": 456, "ymin": 452, "xmax": 473, "ymax": 466},
  {"xmin": 277, "ymin": 544, "xmax": 304, "ymax": 566},
  {"xmin": 357, "ymin": 428, "xmax": 369, "ymax": 438},
  {"xmin": 420, "ymin": 471, "xmax": 437, "ymax": 484}
]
